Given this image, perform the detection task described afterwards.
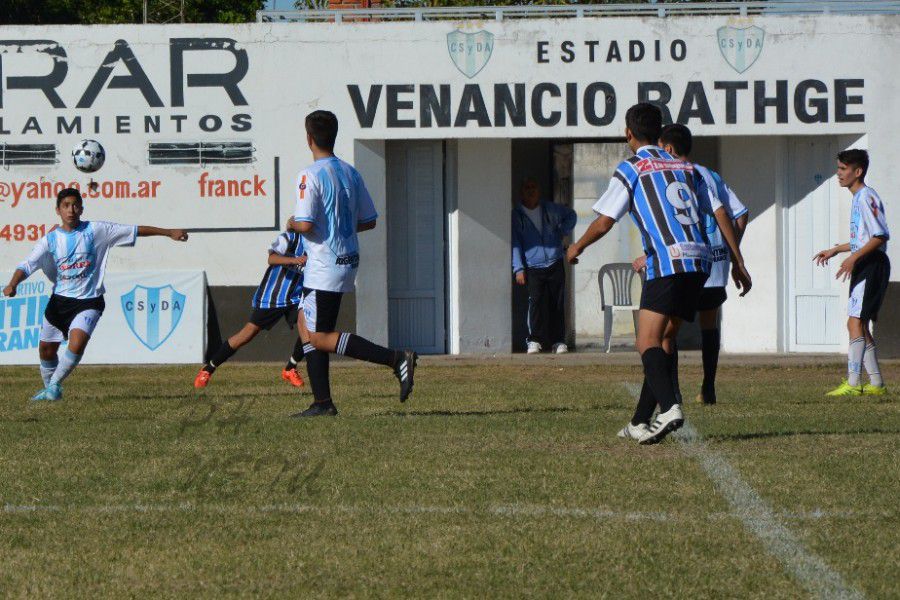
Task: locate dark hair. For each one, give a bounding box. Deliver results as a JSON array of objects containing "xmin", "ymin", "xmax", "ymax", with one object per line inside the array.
[
  {"xmin": 305, "ymin": 110, "xmax": 338, "ymax": 151},
  {"xmin": 659, "ymin": 123, "xmax": 692, "ymax": 157},
  {"xmin": 625, "ymin": 103, "xmax": 663, "ymax": 145},
  {"xmin": 837, "ymin": 149, "xmax": 869, "ymax": 177},
  {"xmin": 56, "ymin": 187, "xmax": 83, "ymax": 208}
]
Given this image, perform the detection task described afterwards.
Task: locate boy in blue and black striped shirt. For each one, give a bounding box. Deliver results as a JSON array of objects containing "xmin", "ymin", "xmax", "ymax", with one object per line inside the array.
[
  {"xmin": 194, "ymin": 231, "xmax": 308, "ymax": 388},
  {"xmin": 567, "ymin": 103, "xmax": 752, "ymax": 445}
]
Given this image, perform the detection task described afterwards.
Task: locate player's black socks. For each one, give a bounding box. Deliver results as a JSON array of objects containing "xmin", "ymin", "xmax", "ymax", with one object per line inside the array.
[
  {"xmin": 701, "ymin": 328, "xmax": 721, "ymax": 392},
  {"xmin": 285, "ymin": 338, "xmax": 305, "ymax": 371},
  {"xmin": 203, "ymin": 341, "xmax": 237, "ymax": 374},
  {"xmin": 303, "ymin": 343, "xmax": 332, "ymax": 403},
  {"xmin": 336, "ymin": 333, "xmax": 401, "ymax": 368},
  {"xmin": 669, "ymin": 343, "xmax": 682, "ymax": 405},
  {"xmin": 631, "ymin": 380, "xmax": 657, "ymax": 426},
  {"xmin": 641, "ymin": 347, "xmax": 678, "ymax": 413}
]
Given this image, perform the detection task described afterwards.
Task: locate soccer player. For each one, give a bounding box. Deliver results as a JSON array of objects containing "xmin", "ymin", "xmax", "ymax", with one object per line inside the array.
[
  {"xmin": 194, "ymin": 230, "xmax": 308, "ymax": 389},
  {"xmin": 286, "ymin": 110, "xmax": 417, "ymax": 417},
  {"xmin": 632, "ymin": 124, "xmax": 749, "ymax": 405},
  {"xmin": 2, "ymin": 188, "xmax": 188, "ymax": 401},
  {"xmin": 566, "ymin": 103, "xmax": 751, "ymax": 444},
  {"xmin": 814, "ymin": 149, "xmax": 890, "ymax": 396}
]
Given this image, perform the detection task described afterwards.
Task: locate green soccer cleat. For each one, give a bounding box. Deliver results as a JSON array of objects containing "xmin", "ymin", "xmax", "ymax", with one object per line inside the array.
[
  {"xmin": 825, "ymin": 380, "xmax": 862, "ymax": 397},
  {"xmin": 862, "ymin": 383, "xmax": 887, "ymax": 396}
]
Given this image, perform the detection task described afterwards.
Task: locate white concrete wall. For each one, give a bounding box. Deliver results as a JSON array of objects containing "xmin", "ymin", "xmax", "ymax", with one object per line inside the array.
[
  {"xmin": 353, "ymin": 139, "xmax": 389, "ymax": 345},
  {"xmin": 451, "ymin": 139, "xmax": 512, "ymax": 353},
  {"xmin": 719, "ymin": 136, "xmax": 781, "ymax": 353}
]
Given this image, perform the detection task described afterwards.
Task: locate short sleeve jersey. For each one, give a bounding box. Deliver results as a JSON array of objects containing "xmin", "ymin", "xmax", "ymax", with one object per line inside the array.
[
  {"xmin": 850, "ymin": 186, "xmax": 889, "ymax": 254},
  {"xmin": 17, "ymin": 220, "xmax": 137, "ymax": 298},
  {"xmin": 592, "ymin": 146, "xmax": 721, "ymax": 280},
  {"xmin": 293, "ymin": 157, "xmax": 378, "ymax": 293},
  {"xmin": 251, "ymin": 231, "xmax": 305, "ymax": 309},
  {"xmin": 695, "ymin": 165, "xmax": 748, "ymax": 288}
]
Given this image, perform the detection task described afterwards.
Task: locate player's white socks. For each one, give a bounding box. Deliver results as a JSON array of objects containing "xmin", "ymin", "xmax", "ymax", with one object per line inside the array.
[
  {"xmin": 49, "ymin": 349, "xmax": 82, "ymax": 387},
  {"xmin": 39, "ymin": 358, "xmax": 59, "ymax": 387},
  {"xmin": 847, "ymin": 337, "xmax": 865, "ymax": 386},
  {"xmin": 863, "ymin": 343, "xmax": 883, "ymax": 387}
]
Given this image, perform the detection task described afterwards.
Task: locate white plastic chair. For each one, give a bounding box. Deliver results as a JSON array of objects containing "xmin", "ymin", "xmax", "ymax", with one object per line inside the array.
[{"xmin": 598, "ymin": 263, "xmax": 641, "ymax": 352}]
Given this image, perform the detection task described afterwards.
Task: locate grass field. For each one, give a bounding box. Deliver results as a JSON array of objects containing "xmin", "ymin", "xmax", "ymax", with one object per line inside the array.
[{"xmin": 1, "ymin": 357, "xmax": 898, "ymax": 598}]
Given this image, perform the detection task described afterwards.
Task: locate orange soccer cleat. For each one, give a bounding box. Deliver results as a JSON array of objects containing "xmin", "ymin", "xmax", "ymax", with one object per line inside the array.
[
  {"xmin": 282, "ymin": 368, "xmax": 305, "ymax": 388},
  {"xmin": 194, "ymin": 369, "xmax": 211, "ymax": 388}
]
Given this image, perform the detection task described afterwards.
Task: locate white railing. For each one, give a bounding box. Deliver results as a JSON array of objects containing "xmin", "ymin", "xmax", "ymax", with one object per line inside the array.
[{"xmin": 258, "ymin": 1, "xmax": 900, "ymax": 23}]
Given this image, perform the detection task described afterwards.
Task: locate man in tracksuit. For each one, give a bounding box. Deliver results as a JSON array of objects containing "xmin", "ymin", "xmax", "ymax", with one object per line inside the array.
[{"xmin": 511, "ymin": 178, "xmax": 577, "ymax": 354}]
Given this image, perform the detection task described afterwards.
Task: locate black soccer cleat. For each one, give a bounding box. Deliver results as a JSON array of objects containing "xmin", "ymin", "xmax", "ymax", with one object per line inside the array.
[
  {"xmin": 292, "ymin": 400, "xmax": 338, "ymax": 418},
  {"xmin": 394, "ymin": 350, "xmax": 418, "ymax": 402}
]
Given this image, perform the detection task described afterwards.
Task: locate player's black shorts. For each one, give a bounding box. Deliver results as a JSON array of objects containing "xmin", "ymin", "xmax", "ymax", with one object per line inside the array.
[
  {"xmin": 302, "ymin": 288, "xmax": 343, "ymax": 333},
  {"xmin": 640, "ymin": 272, "xmax": 708, "ymax": 322},
  {"xmin": 697, "ymin": 287, "xmax": 728, "ymax": 312},
  {"xmin": 44, "ymin": 294, "xmax": 106, "ymax": 338},
  {"xmin": 848, "ymin": 252, "xmax": 891, "ymax": 321},
  {"xmin": 249, "ymin": 304, "xmax": 299, "ymax": 331}
]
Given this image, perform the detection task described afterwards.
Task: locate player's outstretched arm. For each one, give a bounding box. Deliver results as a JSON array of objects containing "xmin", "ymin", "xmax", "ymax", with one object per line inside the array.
[
  {"xmin": 714, "ymin": 207, "xmax": 752, "ymax": 296},
  {"xmin": 813, "ymin": 243, "xmax": 850, "ymax": 266},
  {"xmin": 566, "ymin": 215, "xmax": 615, "ymax": 264},
  {"xmin": 137, "ymin": 226, "xmax": 188, "ymax": 241},
  {"xmin": 3, "ymin": 269, "xmax": 28, "ymax": 298}
]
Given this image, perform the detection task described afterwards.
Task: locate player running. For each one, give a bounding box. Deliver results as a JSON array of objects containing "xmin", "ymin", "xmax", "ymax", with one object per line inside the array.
[
  {"xmin": 2, "ymin": 188, "xmax": 188, "ymax": 401},
  {"xmin": 286, "ymin": 110, "xmax": 417, "ymax": 417},
  {"xmin": 567, "ymin": 103, "xmax": 751, "ymax": 444},
  {"xmin": 632, "ymin": 124, "xmax": 749, "ymax": 405},
  {"xmin": 814, "ymin": 149, "xmax": 890, "ymax": 396},
  {"xmin": 194, "ymin": 230, "xmax": 308, "ymax": 389}
]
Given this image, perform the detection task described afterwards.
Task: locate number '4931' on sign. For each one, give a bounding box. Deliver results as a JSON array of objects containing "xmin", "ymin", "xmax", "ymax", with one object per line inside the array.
[{"xmin": 0, "ymin": 224, "xmax": 56, "ymax": 242}]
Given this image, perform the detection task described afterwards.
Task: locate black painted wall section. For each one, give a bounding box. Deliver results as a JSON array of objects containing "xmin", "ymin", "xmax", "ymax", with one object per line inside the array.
[
  {"xmin": 205, "ymin": 286, "xmax": 356, "ymax": 362},
  {"xmin": 875, "ymin": 282, "xmax": 900, "ymax": 358}
]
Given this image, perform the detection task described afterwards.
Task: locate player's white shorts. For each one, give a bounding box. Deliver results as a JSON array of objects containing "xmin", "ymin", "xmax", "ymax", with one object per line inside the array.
[{"xmin": 40, "ymin": 309, "xmax": 102, "ymax": 343}]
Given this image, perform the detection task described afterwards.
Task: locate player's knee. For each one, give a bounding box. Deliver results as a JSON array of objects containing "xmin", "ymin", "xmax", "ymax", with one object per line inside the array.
[
  {"xmin": 38, "ymin": 343, "xmax": 58, "ymax": 361},
  {"xmin": 309, "ymin": 333, "xmax": 329, "ymax": 351}
]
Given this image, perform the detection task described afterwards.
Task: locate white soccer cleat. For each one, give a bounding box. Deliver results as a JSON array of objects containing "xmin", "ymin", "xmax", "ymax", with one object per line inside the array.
[
  {"xmin": 639, "ymin": 404, "xmax": 684, "ymax": 445},
  {"xmin": 617, "ymin": 422, "xmax": 649, "ymax": 440},
  {"xmin": 526, "ymin": 341, "xmax": 542, "ymax": 354},
  {"xmin": 552, "ymin": 343, "xmax": 569, "ymax": 354}
]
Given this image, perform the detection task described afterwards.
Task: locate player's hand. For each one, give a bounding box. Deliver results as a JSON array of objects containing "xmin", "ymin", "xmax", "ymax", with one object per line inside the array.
[
  {"xmin": 835, "ymin": 255, "xmax": 856, "ymax": 281},
  {"xmin": 296, "ymin": 255, "xmax": 308, "ymax": 267},
  {"xmin": 566, "ymin": 244, "xmax": 582, "ymax": 265},
  {"xmin": 2, "ymin": 285, "xmax": 15, "ymax": 298},
  {"xmin": 515, "ymin": 271, "xmax": 526, "ymax": 285},
  {"xmin": 813, "ymin": 248, "xmax": 836, "ymax": 266},
  {"xmin": 170, "ymin": 229, "xmax": 189, "ymax": 242},
  {"xmin": 632, "ymin": 255, "xmax": 647, "ymax": 272},
  {"xmin": 731, "ymin": 262, "xmax": 752, "ymax": 297}
]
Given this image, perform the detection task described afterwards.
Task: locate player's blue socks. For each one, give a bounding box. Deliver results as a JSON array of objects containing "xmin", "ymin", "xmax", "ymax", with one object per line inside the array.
[
  {"xmin": 40, "ymin": 358, "xmax": 59, "ymax": 387},
  {"xmin": 848, "ymin": 337, "xmax": 865, "ymax": 386},
  {"xmin": 49, "ymin": 349, "xmax": 82, "ymax": 387},
  {"xmin": 336, "ymin": 333, "xmax": 400, "ymax": 368}
]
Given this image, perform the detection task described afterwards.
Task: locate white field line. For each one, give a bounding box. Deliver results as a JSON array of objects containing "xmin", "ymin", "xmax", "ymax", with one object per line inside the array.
[
  {"xmin": 0, "ymin": 501, "xmax": 871, "ymax": 523},
  {"xmin": 623, "ymin": 382, "xmax": 865, "ymax": 600}
]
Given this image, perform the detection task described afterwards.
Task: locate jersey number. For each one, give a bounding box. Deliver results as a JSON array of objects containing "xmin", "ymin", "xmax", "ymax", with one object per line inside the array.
[
  {"xmin": 664, "ymin": 181, "xmax": 700, "ymax": 226},
  {"xmin": 337, "ymin": 188, "xmax": 354, "ymax": 238}
]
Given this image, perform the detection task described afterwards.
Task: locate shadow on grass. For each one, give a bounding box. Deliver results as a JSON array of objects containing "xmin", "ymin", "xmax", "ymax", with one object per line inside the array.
[
  {"xmin": 373, "ymin": 404, "xmax": 621, "ymax": 418},
  {"xmin": 706, "ymin": 427, "xmax": 900, "ymax": 442}
]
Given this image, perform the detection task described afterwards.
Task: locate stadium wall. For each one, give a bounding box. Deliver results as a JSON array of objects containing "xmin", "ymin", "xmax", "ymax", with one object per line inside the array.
[{"xmin": 0, "ymin": 14, "xmax": 898, "ymax": 360}]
